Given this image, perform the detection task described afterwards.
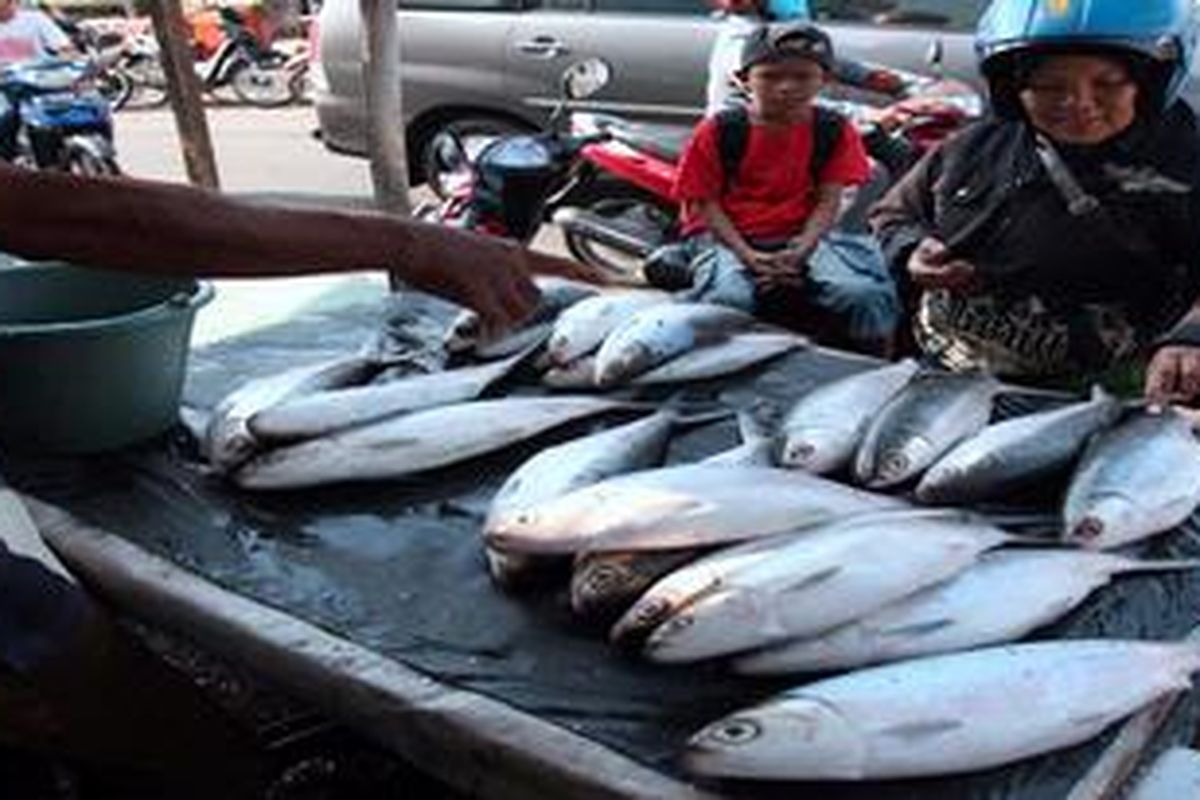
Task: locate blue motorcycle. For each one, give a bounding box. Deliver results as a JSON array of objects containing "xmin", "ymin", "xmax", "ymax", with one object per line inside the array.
[{"xmin": 0, "ymin": 58, "xmax": 120, "ymax": 176}]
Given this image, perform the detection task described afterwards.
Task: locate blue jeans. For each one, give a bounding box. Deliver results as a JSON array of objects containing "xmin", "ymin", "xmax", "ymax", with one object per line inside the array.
[{"xmin": 678, "ymin": 231, "xmax": 900, "ymax": 344}]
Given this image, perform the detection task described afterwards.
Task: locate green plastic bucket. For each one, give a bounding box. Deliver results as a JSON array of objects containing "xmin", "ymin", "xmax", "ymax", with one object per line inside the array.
[{"xmin": 0, "ymin": 263, "xmax": 214, "ymax": 453}]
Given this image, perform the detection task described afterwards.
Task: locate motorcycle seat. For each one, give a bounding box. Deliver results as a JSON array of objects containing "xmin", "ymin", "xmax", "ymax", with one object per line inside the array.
[{"xmin": 605, "ymin": 120, "xmax": 692, "ymax": 164}]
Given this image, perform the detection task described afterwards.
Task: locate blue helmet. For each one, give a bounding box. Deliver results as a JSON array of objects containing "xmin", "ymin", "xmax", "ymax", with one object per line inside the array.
[
  {"xmin": 766, "ymin": 0, "xmax": 811, "ymax": 21},
  {"xmin": 976, "ymin": 0, "xmax": 1196, "ymax": 117}
]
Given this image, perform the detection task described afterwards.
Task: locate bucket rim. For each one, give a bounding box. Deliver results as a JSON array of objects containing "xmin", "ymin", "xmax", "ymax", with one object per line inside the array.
[{"xmin": 0, "ymin": 271, "xmax": 214, "ymax": 338}]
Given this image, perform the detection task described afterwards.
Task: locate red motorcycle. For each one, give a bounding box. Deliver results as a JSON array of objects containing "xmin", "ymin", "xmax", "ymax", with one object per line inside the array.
[{"xmin": 553, "ymin": 75, "xmax": 982, "ymax": 276}]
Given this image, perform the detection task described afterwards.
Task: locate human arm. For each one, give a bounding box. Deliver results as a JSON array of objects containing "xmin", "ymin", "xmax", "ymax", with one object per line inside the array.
[{"xmin": 0, "ymin": 163, "xmax": 608, "ymax": 330}]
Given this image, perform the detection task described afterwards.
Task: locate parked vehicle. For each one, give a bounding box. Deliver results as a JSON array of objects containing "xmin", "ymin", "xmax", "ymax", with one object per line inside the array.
[
  {"xmin": 415, "ymin": 59, "xmax": 613, "ymax": 248},
  {"xmin": 0, "ymin": 59, "xmax": 119, "ymax": 176},
  {"xmin": 554, "ymin": 75, "xmax": 982, "ymax": 274}
]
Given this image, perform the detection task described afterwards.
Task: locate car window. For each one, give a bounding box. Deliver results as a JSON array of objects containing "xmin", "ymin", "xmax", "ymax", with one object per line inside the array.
[
  {"xmin": 591, "ymin": 0, "xmax": 707, "ymax": 14},
  {"xmin": 812, "ymin": 0, "xmax": 989, "ymax": 31}
]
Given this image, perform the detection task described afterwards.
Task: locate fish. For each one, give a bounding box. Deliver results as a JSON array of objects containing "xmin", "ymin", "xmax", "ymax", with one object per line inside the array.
[
  {"xmin": 484, "ymin": 464, "xmax": 906, "ymax": 555},
  {"xmin": 248, "ymin": 347, "xmax": 535, "ymax": 443},
  {"xmin": 570, "ymin": 548, "xmax": 706, "ymax": 623},
  {"xmin": 546, "ymin": 289, "xmax": 671, "ymax": 367},
  {"xmin": 699, "ymin": 410, "xmax": 776, "ymax": 467},
  {"xmin": 915, "ymin": 386, "xmax": 1123, "ymax": 505},
  {"xmin": 443, "ymin": 276, "xmax": 599, "ymax": 358},
  {"xmin": 853, "ymin": 370, "xmax": 1000, "ymax": 489},
  {"xmin": 684, "ymin": 638, "xmax": 1200, "ymax": 781},
  {"xmin": 484, "ymin": 409, "xmax": 688, "ymax": 587},
  {"xmin": 593, "ymin": 302, "xmax": 756, "ymax": 387},
  {"xmin": 233, "ymin": 396, "xmax": 640, "ymax": 491},
  {"xmin": 205, "ymin": 352, "xmax": 389, "ymax": 472},
  {"xmin": 616, "ymin": 509, "xmax": 1011, "ymax": 662},
  {"xmin": 541, "ymin": 355, "xmax": 599, "ymax": 391},
  {"xmin": 1063, "ymin": 406, "xmax": 1200, "ymax": 549},
  {"xmin": 778, "ymin": 358, "xmax": 920, "ymax": 475},
  {"xmin": 630, "ymin": 331, "xmax": 806, "ymax": 385},
  {"xmin": 735, "ymin": 550, "xmax": 1200, "ymax": 674}
]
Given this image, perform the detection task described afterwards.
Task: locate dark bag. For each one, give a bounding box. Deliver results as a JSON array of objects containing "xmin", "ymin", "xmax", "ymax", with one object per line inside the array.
[{"xmin": 714, "ymin": 104, "xmax": 844, "ymax": 192}]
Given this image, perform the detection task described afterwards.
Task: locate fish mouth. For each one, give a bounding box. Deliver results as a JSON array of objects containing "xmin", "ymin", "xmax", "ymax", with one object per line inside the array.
[
  {"xmin": 596, "ymin": 346, "xmax": 649, "ymax": 388},
  {"xmin": 781, "ymin": 441, "xmax": 816, "ymax": 467},
  {"xmin": 610, "ymin": 596, "xmax": 675, "ymax": 648},
  {"xmin": 1069, "ymin": 516, "xmax": 1105, "ymax": 543}
]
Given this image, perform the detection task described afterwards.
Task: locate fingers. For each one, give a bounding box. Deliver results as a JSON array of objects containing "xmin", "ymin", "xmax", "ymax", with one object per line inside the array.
[{"xmin": 1147, "ymin": 347, "xmax": 1200, "ymax": 404}]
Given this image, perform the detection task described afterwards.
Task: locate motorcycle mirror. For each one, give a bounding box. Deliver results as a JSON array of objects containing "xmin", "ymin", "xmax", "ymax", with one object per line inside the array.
[
  {"xmin": 925, "ymin": 38, "xmax": 945, "ymax": 78},
  {"xmin": 562, "ymin": 58, "xmax": 612, "ymax": 101}
]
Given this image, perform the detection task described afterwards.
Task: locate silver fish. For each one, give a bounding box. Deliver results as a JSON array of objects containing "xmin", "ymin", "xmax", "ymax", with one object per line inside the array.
[
  {"xmin": 915, "ymin": 386, "xmax": 1123, "ymax": 504},
  {"xmin": 619, "ymin": 509, "xmax": 1010, "ymax": 662},
  {"xmin": 735, "ymin": 550, "xmax": 1200, "ymax": 674},
  {"xmin": 1063, "ymin": 407, "xmax": 1200, "ymax": 549},
  {"xmin": 570, "ymin": 548, "xmax": 705, "ymax": 623},
  {"xmin": 205, "ymin": 353, "xmax": 387, "ymax": 473},
  {"xmin": 540, "ymin": 355, "xmax": 599, "ymax": 391},
  {"xmin": 779, "ymin": 358, "xmax": 920, "ymax": 474},
  {"xmin": 685, "ymin": 638, "xmax": 1200, "ymax": 781},
  {"xmin": 485, "ymin": 464, "xmax": 905, "ymax": 555},
  {"xmin": 248, "ymin": 348, "xmax": 534, "ymax": 443},
  {"xmin": 593, "ymin": 303, "xmax": 756, "ymax": 387},
  {"xmin": 233, "ymin": 396, "xmax": 638, "ymax": 490},
  {"xmin": 854, "ymin": 370, "xmax": 1000, "ymax": 489},
  {"xmin": 546, "ymin": 289, "xmax": 671, "ymax": 367},
  {"xmin": 700, "ymin": 410, "xmax": 776, "ymax": 467},
  {"xmin": 443, "ymin": 276, "xmax": 599, "ymax": 358},
  {"xmin": 631, "ymin": 331, "xmax": 805, "ymax": 385}
]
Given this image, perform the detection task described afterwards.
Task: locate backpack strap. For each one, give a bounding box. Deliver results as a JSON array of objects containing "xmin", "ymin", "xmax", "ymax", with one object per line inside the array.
[
  {"xmin": 714, "ymin": 105, "xmax": 751, "ymax": 193},
  {"xmin": 809, "ymin": 105, "xmax": 844, "ymax": 188},
  {"xmin": 714, "ymin": 103, "xmax": 846, "ymax": 193}
]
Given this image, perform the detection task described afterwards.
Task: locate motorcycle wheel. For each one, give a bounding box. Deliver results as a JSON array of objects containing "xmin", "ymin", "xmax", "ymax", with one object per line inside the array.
[
  {"xmin": 229, "ymin": 61, "xmax": 295, "ymax": 108},
  {"xmin": 97, "ymin": 69, "xmax": 133, "ymax": 112},
  {"xmin": 561, "ymin": 192, "xmax": 675, "ymax": 279},
  {"xmin": 62, "ymin": 141, "xmax": 120, "ymax": 177},
  {"xmin": 121, "ymin": 58, "xmax": 169, "ymax": 110}
]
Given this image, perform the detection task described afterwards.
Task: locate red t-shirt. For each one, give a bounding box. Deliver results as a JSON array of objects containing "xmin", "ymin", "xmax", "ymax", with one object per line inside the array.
[{"xmin": 673, "ymin": 113, "xmax": 871, "ymax": 240}]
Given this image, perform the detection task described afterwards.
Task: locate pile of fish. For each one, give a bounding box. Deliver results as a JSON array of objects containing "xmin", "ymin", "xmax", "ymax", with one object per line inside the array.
[
  {"xmin": 198, "ymin": 280, "xmax": 804, "ymax": 491},
  {"xmin": 198, "ymin": 281, "xmax": 1200, "ymax": 784},
  {"xmin": 476, "ymin": 353, "xmax": 1200, "ymax": 783}
]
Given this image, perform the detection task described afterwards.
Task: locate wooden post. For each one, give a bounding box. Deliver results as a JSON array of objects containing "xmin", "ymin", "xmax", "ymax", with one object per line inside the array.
[
  {"xmin": 149, "ymin": 0, "xmax": 220, "ymax": 189},
  {"xmin": 358, "ymin": 0, "xmax": 410, "ymax": 217}
]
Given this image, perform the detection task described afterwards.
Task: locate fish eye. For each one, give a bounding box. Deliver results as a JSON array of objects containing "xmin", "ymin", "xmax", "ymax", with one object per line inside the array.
[
  {"xmin": 711, "ymin": 718, "xmax": 762, "ymax": 745},
  {"xmin": 585, "ymin": 565, "xmax": 620, "ymax": 591},
  {"xmin": 881, "ymin": 452, "xmax": 909, "ymax": 476}
]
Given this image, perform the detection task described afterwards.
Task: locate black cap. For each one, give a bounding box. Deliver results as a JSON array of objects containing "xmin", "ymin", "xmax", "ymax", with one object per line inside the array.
[{"xmin": 739, "ymin": 22, "xmax": 836, "ymax": 74}]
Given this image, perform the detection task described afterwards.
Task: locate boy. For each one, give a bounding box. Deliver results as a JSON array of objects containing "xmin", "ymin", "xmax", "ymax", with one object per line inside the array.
[{"xmin": 666, "ymin": 22, "xmax": 899, "ymax": 356}]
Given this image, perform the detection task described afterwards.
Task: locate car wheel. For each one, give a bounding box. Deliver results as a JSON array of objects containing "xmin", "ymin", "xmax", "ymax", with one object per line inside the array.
[{"xmin": 418, "ymin": 115, "xmax": 534, "ymax": 199}]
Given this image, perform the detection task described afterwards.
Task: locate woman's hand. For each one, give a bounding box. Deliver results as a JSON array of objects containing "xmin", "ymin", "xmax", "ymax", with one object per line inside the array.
[
  {"xmin": 1145, "ymin": 346, "xmax": 1200, "ymax": 405},
  {"xmin": 908, "ymin": 237, "xmax": 978, "ymax": 291}
]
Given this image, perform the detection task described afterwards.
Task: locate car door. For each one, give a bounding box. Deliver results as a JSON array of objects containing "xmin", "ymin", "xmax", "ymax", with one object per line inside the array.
[{"xmin": 504, "ymin": 0, "xmax": 715, "ymax": 127}]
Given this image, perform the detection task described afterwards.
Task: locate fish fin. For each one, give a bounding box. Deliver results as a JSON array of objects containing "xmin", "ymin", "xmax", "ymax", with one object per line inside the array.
[
  {"xmin": 734, "ymin": 408, "xmax": 771, "ymax": 443},
  {"xmin": 878, "ymin": 618, "xmax": 956, "ymax": 639},
  {"xmin": 781, "ymin": 566, "xmax": 841, "ymax": 595},
  {"xmin": 878, "ymin": 718, "xmax": 966, "ymax": 741}
]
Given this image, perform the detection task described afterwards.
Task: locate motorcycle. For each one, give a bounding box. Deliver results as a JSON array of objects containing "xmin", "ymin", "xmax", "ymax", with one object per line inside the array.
[
  {"xmin": 553, "ymin": 75, "xmax": 983, "ymax": 276},
  {"xmin": 414, "ymin": 59, "xmax": 613, "ymax": 246},
  {"xmin": 0, "ymin": 58, "xmax": 119, "ymax": 176}
]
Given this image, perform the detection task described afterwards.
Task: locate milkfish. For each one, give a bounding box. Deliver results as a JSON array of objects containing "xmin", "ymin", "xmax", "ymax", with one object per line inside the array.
[
  {"xmin": 735, "ymin": 549, "xmax": 1200, "ymax": 674},
  {"xmin": 614, "ymin": 509, "xmax": 1011, "ymax": 661},
  {"xmin": 484, "ymin": 408, "xmax": 690, "ymax": 586},
  {"xmin": 685, "ymin": 638, "xmax": 1200, "ymax": 781},
  {"xmin": 593, "ymin": 302, "xmax": 756, "ymax": 387},
  {"xmin": 540, "ymin": 355, "xmax": 599, "ymax": 391},
  {"xmin": 567, "ymin": 413, "xmax": 777, "ymax": 619},
  {"xmin": 914, "ymin": 386, "xmax": 1123, "ymax": 505},
  {"xmin": 484, "ymin": 464, "xmax": 906, "ymax": 555},
  {"xmin": 233, "ymin": 396, "xmax": 640, "ymax": 490},
  {"xmin": 205, "ymin": 352, "xmax": 390, "ymax": 473},
  {"xmin": 546, "ymin": 288, "xmax": 671, "ymax": 367},
  {"xmin": 854, "ymin": 370, "xmax": 1000, "ymax": 489},
  {"xmin": 443, "ymin": 276, "xmax": 599, "ymax": 359},
  {"xmin": 630, "ymin": 331, "xmax": 805, "ymax": 386},
  {"xmin": 1063, "ymin": 406, "xmax": 1200, "ymax": 549},
  {"xmin": 778, "ymin": 358, "xmax": 920, "ymax": 475},
  {"xmin": 248, "ymin": 347, "xmax": 535, "ymax": 443}
]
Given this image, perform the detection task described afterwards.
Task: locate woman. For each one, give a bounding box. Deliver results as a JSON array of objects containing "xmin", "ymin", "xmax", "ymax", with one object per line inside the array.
[{"xmin": 870, "ymin": 0, "xmax": 1200, "ymax": 402}]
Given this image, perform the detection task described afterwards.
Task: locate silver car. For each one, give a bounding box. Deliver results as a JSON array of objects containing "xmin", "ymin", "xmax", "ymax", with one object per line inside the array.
[{"xmin": 313, "ymin": 0, "xmax": 1197, "ymax": 183}]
